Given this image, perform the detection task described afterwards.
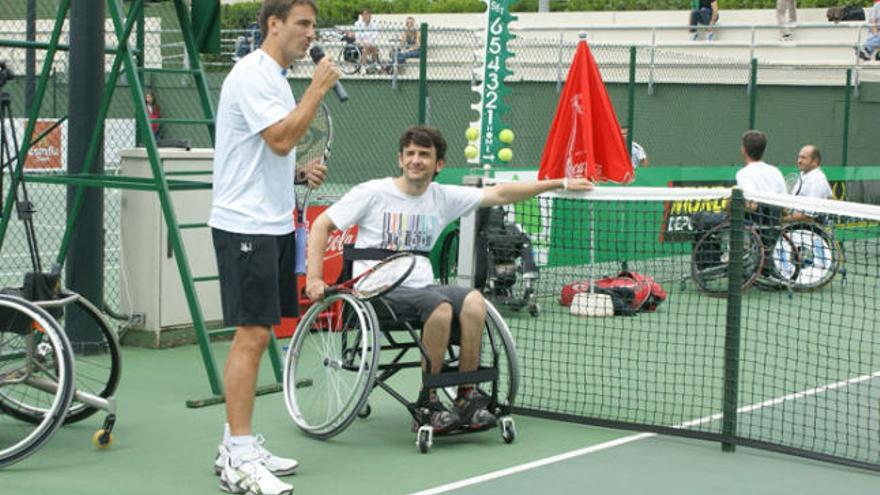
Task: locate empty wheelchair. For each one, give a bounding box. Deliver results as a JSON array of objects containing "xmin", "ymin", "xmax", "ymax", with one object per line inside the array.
[
  {"xmin": 282, "ymin": 247, "xmax": 518, "ymax": 453},
  {"xmin": 0, "ymin": 289, "xmax": 121, "ymax": 468}
]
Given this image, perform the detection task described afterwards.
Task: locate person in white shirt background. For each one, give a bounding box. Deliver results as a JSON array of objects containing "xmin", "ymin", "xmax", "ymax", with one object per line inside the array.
[
  {"xmin": 354, "ymin": 8, "xmax": 380, "ymax": 69},
  {"xmin": 621, "ymin": 126, "xmax": 648, "ymax": 168},
  {"xmin": 784, "ymin": 144, "xmax": 834, "ymax": 222}
]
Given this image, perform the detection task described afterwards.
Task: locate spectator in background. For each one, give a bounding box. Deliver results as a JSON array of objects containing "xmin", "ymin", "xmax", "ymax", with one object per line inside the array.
[
  {"xmin": 354, "ymin": 8, "xmax": 380, "ymax": 70},
  {"xmin": 859, "ymin": 0, "xmax": 880, "ymax": 61},
  {"xmin": 689, "ymin": 0, "xmax": 719, "ymax": 41},
  {"xmin": 776, "ymin": 0, "xmax": 797, "ymax": 40},
  {"xmin": 234, "ymin": 18, "xmax": 263, "ymax": 61},
  {"xmin": 144, "ymin": 89, "xmax": 160, "ymax": 141},
  {"xmin": 396, "ymin": 16, "xmax": 421, "ymax": 64},
  {"xmin": 621, "ymin": 126, "xmax": 648, "ymax": 168}
]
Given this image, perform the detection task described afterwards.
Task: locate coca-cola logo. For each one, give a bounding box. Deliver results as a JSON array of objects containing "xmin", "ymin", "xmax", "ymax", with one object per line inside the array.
[{"xmin": 324, "ymin": 228, "xmax": 357, "ymax": 261}]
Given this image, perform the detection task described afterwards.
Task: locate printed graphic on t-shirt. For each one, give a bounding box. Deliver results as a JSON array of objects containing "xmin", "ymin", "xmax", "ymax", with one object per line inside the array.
[{"xmin": 381, "ymin": 212, "xmax": 439, "ymax": 251}]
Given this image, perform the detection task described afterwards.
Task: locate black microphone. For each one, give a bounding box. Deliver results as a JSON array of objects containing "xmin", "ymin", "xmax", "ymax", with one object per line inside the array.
[{"xmin": 309, "ymin": 45, "xmax": 348, "ymax": 102}]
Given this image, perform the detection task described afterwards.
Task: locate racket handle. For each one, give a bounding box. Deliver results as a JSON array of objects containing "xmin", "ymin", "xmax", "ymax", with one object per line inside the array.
[{"xmin": 294, "ymin": 225, "xmax": 307, "ymax": 275}]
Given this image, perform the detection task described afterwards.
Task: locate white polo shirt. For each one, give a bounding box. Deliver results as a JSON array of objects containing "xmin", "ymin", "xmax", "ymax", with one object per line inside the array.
[
  {"xmin": 735, "ymin": 161, "xmax": 786, "ymax": 195},
  {"xmin": 209, "ymin": 49, "xmax": 296, "ymax": 235},
  {"xmin": 793, "ymin": 168, "xmax": 833, "ymax": 199}
]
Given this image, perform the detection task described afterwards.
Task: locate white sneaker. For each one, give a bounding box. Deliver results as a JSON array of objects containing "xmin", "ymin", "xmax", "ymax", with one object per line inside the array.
[
  {"xmin": 219, "ymin": 453, "xmax": 294, "ymax": 495},
  {"xmin": 214, "ymin": 435, "xmax": 299, "ymax": 477}
]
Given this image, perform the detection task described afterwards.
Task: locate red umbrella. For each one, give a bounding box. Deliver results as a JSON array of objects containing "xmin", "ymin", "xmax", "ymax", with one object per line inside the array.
[{"xmin": 538, "ymin": 40, "xmax": 633, "ymax": 184}]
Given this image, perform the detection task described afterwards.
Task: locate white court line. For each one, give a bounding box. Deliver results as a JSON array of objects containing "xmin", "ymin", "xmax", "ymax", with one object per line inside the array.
[{"xmin": 408, "ymin": 369, "xmax": 880, "ymax": 495}]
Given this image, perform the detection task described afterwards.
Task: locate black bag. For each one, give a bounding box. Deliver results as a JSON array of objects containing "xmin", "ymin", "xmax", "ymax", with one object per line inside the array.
[
  {"xmin": 827, "ymin": 5, "xmax": 865, "ymax": 22},
  {"xmin": 0, "ymin": 271, "xmax": 63, "ymax": 334}
]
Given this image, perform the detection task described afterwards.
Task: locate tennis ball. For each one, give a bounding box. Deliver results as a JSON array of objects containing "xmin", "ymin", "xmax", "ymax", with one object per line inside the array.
[
  {"xmin": 499, "ymin": 129, "xmax": 515, "ymax": 144},
  {"xmin": 465, "ymin": 127, "xmax": 479, "ymax": 141},
  {"xmin": 465, "ymin": 145, "xmax": 478, "ymax": 159},
  {"xmin": 498, "ymin": 147, "xmax": 513, "ymax": 162}
]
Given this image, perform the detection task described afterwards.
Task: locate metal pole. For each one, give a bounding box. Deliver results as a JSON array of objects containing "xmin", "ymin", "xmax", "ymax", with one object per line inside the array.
[
  {"xmin": 842, "ymin": 69, "xmax": 852, "ymax": 167},
  {"xmin": 136, "ymin": 0, "xmax": 146, "ymax": 146},
  {"xmin": 748, "ymin": 58, "xmax": 757, "ymax": 130},
  {"xmin": 25, "ymin": 0, "xmax": 36, "ymax": 111},
  {"xmin": 418, "ymin": 22, "xmax": 428, "ymax": 125},
  {"xmin": 67, "ymin": 0, "xmax": 105, "ymax": 339}
]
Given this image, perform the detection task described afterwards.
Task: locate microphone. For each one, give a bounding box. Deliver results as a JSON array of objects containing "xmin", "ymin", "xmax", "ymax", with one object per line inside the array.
[{"xmin": 309, "ymin": 45, "xmax": 348, "ymax": 102}]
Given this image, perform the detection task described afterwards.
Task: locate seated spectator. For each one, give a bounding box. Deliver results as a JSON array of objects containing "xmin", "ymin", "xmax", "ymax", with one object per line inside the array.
[
  {"xmin": 233, "ymin": 20, "xmax": 262, "ymax": 62},
  {"xmin": 354, "ymin": 8, "xmax": 380, "ymax": 69},
  {"xmin": 858, "ymin": 0, "xmax": 880, "ymax": 61},
  {"xmin": 621, "ymin": 126, "xmax": 648, "ymax": 168},
  {"xmin": 776, "ymin": 0, "xmax": 797, "ymax": 40},
  {"xmin": 395, "ymin": 16, "xmax": 421, "ymax": 64},
  {"xmin": 689, "ymin": 0, "xmax": 719, "ymax": 41},
  {"xmin": 145, "ymin": 89, "xmax": 160, "ymax": 141}
]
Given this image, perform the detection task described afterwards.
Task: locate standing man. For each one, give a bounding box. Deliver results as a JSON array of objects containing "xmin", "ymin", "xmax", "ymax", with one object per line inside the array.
[
  {"xmin": 209, "ymin": 1, "xmax": 340, "ymax": 494},
  {"xmin": 621, "ymin": 126, "xmax": 648, "ymax": 168},
  {"xmin": 688, "ymin": 0, "xmax": 719, "ymax": 41},
  {"xmin": 776, "ymin": 0, "xmax": 797, "ymax": 40},
  {"xmin": 784, "ymin": 144, "xmax": 833, "ymax": 222},
  {"xmin": 859, "ymin": 0, "xmax": 880, "ymax": 61},
  {"xmin": 305, "ymin": 126, "xmax": 592, "ymax": 433}
]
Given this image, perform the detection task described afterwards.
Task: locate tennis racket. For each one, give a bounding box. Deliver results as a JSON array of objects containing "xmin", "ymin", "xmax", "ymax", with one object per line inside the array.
[
  {"xmin": 325, "ymin": 252, "xmax": 417, "ymax": 300},
  {"xmin": 294, "ymin": 101, "xmax": 333, "ymax": 275}
]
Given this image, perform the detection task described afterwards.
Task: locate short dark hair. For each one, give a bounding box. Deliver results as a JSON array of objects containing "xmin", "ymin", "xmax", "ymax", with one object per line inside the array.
[
  {"xmin": 807, "ymin": 145, "xmax": 822, "ymax": 164},
  {"xmin": 741, "ymin": 130, "xmax": 768, "ymax": 160},
  {"xmin": 399, "ymin": 126, "xmax": 447, "ymax": 162},
  {"xmin": 259, "ymin": 0, "xmax": 317, "ymax": 39}
]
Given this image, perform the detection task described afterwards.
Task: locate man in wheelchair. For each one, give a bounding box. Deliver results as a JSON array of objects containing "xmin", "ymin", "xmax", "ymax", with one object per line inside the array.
[{"xmin": 305, "ymin": 126, "xmax": 592, "ymax": 433}]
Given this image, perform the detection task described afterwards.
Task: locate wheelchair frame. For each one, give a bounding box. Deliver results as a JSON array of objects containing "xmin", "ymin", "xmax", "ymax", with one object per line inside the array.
[
  {"xmin": 0, "ymin": 290, "xmax": 120, "ymax": 468},
  {"xmin": 283, "ymin": 248, "xmax": 518, "ymax": 453}
]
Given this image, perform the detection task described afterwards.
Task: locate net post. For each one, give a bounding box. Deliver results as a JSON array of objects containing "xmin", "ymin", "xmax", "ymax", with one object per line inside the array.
[
  {"xmin": 747, "ymin": 58, "xmax": 757, "ymax": 130},
  {"xmin": 842, "ymin": 68, "xmax": 852, "ymax": 167},
  {"xmin": 721, "ymin": 188, "xmax": 744, "ymax": 453},
  {"xmin": 418, "ymin": 22, "xmax": 428, "ymax": 125}
]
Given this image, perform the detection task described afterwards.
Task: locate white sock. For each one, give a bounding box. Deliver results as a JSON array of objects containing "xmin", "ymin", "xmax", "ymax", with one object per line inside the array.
[
  {"xmin": 227, "ymin": 434, "xmax": 257, "ymax": 460},
  {"xmin": 222, "ymin": 423, "xmax": 231, "ymax": 444}
]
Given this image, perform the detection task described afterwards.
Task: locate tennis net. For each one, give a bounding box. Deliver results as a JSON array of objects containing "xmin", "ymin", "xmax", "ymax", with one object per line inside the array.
[{"xmin": 465, "ymin": 184, "xmax": 880, "ymax": 471}]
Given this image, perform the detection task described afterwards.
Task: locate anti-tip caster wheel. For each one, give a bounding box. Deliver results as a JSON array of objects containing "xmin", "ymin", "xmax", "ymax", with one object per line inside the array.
[
  {"xmin": 357, "ymin": 403, "xmax": 372, "ymax": 419},
  {"xmin": 92, "ymin": 429, "xmax": 113, "ymax": 449},
  {"xmin": 416, "ymin": 425, "xmax": 433, "ymax": 454},
  {"xmin": 500, "ymin": 417, "xmax": 516, "ymax": 444}
]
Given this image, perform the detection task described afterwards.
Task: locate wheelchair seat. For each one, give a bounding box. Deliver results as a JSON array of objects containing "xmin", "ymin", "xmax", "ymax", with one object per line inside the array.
[{"xmin": 282, "ymin": 245, "xmax": 518, "ymax": 453}]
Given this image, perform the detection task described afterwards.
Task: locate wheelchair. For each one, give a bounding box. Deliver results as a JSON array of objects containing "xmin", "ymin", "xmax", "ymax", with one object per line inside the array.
[
  {"xmin": 0, "ymin": 289, "xmax": 120, "ymax": 468},
  {"xmin": 439, "ymin": 207, "xmax": 540, "ymax": 316},
  {"xmin": 690, "ymin": 211, "xmax": 842, "ymax": 296},
  {"xmin": 282, "ymin": 247, "xmax": 518, "ymax": 453}
]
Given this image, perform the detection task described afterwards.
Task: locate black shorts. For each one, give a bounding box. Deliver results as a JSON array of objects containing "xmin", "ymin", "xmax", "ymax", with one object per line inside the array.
[
  {"xmin": 211, "ymin": 228, "xmax": 299, "ymax": 327},
  {"xmin": 381, "ymin": 285, "xmax": 477, "ymax": 344}
]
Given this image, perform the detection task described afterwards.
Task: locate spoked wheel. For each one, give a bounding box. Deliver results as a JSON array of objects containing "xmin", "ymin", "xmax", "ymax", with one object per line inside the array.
[
  {"xmin": 755, "ymin": 231, "xmax": 802, "ymax": 291},
  {"xmin": 283, "ymin": 294, "xmax": 379, "ymax": 439},
  {"xmin": 438, "ymin": 228, "xmax": 459, "ymax": 285},
  {"xmin": 782, "ymin": 222, "xmax": 842, "ymax": 291},
  {"xmin": 0, "ymin": 295, "xmax": 75, "ymax": 468},
  {"xmin": 691, "ymin": 222, "xmax": 764, "ymax": 297},
  {"xmin": 480, "ymin": 300, "xmax": 518, "ymax": 419},
  {"xmin": 338, "ymin": 43, "xmax": 362, "ymax": 75}
]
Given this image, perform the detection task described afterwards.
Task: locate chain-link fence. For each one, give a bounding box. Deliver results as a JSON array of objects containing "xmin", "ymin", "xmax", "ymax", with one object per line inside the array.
[{"xmin": 1, "ymin": 2, "xmax": 877, "ymax": 318}]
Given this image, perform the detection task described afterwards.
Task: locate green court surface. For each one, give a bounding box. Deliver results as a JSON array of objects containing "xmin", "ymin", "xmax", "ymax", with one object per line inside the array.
[{"xmin": 2, "ymin": 339, "xmax": 877, "ymax": 495}]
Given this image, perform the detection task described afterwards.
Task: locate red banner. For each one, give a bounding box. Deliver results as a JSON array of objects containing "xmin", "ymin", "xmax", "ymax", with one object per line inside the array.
[{"xmin": 25, "ymin": 120, "xmax": 63, "ymax": 170}]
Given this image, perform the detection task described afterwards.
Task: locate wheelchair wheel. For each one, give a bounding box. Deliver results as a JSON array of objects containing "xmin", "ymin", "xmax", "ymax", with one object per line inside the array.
[
  {"xmin": 283, "ymin": 294, "xmax": 379, "ymax": 439},
  {"xmin": 782, "ymin": 222, "xmax": 841, "ymax": 291},
  {"xmin": 754, "ymin": 231, "xmax": 802, "ymax": 290},
  {"xmin": 691, "ymin": 222, "xmax": 764, "ymax": 296},
  {"xmin": 338, "ymin": 43, "xmax": 362, "ymax": 75},
  {"xmin": 438, "ymin": 228, "xmax": 459, "ymax": 285},
  {"xmin": 480, "ymin": 300, "xmax": 518, "ymax": 416},
  {"xmin": 0, "ymin": 295, "xmax": 75, "ymax": 468}
]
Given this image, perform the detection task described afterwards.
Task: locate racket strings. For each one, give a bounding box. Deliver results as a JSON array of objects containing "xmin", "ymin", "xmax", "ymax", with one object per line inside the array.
[{"xmin": 354, "ymin": 256, "xmax": 415, "ymax": 298}]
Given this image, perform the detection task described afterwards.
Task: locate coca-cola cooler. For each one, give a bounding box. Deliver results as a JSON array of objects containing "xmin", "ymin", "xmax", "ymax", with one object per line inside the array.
[{"xmin": 274, "ymin": 204, "xmax": 358, "ymax": 338}]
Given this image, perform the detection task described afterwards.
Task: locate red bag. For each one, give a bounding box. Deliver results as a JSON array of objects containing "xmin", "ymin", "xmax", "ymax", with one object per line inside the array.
[{"xmin": 560, "ymin": 271, "xmax": 666, "ymax": 315}]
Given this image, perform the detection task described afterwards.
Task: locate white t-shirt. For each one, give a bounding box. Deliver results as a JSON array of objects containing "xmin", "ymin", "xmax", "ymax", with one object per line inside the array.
[
  {"xmin": 354, "ymin": 19, "xmax": 379, "ymax": 44},
  {"xmin": 793, "ymin": 168, "xmax": 833, "ymax": 199},
  {"xmin": 735, "ymin": 161, "xmax": 786, "ymax": 195},
  {"xmin": 326, "ymin": 178, "xmax": 484, "ymax": 288},
  {"xmin": 209, "ymin": 49, "xmax": 296, "ymax": 235},
  {"xmin": 630, "ymin": 142, "xmax": 646, "ymax": 168}
]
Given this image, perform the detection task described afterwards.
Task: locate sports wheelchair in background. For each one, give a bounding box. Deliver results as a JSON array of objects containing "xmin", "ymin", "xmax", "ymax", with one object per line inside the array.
[
  {"xmin": 0, "ymin": 284, "xmax": 120, "ymax": 468},
  {"xmin": 439, "ymin": 206, "xmax": 540, "ymax": 316},
  {"xmin": 689, "ymin": 210, "xmax": 843, "ymax": 296},
  {"xmin": 282, "ymin": 247, "xmax": 517, "ymax": 453}
]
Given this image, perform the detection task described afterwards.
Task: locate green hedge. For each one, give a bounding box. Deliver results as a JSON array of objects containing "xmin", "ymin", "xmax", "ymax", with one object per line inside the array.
[{"xmin": 219, "ymin": 0, "xmax": 874, "ymax": 29}]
